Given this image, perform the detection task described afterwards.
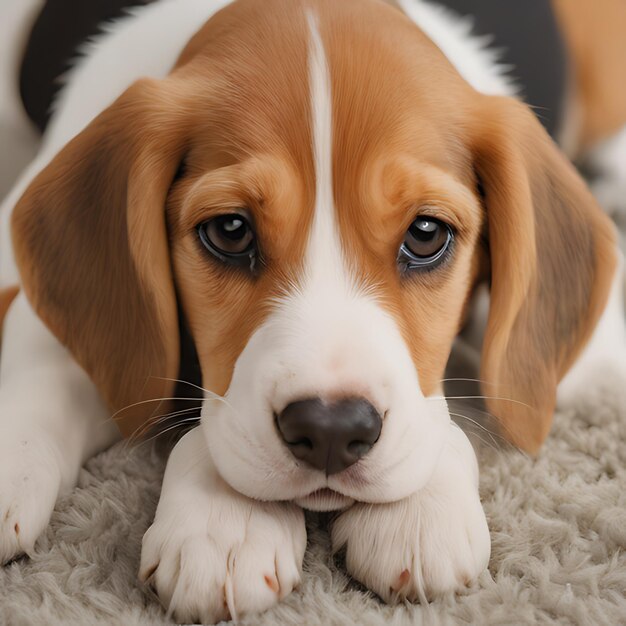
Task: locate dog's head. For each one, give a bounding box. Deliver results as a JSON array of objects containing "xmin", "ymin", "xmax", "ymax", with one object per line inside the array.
[{"xmin": 12, "ymin": 0, "xmax": 616, "ymax": 509}]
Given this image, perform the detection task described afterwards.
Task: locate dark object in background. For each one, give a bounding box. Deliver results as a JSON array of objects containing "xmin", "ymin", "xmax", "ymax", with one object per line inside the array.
[
  {"xmin": 438, "ymin": 0, "xmax": 569, "ymax": 138},
  {"xmin": 19, "ymin": 0, "xmax": 568, "ymax": 139},
  {"xmin": 19, "ymin": 0, "xmax": 157, "ymax": 133}
]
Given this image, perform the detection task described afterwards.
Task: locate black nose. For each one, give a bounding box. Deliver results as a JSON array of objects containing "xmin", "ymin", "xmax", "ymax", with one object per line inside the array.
[{"xmin": 276, "ymin": 397, "xmax": 382, "ymax": 475}]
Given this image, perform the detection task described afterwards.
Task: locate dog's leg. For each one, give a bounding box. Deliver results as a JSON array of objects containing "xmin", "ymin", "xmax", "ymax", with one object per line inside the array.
[
  {"xmin": 557, "ymin": 252, "xmax": 626, "ymax": 408},
  {"xmin": 0, "ymin": 292, "xmax": 120, "ymax": 563},
  {"xmin": 331, "ymin": 423, "xmax": 490, "ymax": 601},
  {"xmin": 140, "ymin": 426, "xmax": 307, "ymax": 624},
  {"xmin": 586, "ymin": 126, "xmax": 626, "ymax": 226}
]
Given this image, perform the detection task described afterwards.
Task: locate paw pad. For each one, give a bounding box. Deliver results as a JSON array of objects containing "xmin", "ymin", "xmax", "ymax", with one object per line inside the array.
[
  {"xmin": 391, "ymin": 569, "xmax": 410, "ymax": 593},
  {"xmin": 264, "ymin": 574, "xmax": 280, "ymax": 594}
]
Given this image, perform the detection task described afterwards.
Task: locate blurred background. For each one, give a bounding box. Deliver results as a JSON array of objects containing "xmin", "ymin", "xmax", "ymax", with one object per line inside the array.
[{"xmin": 1, "ymin": 0, "xmax": 625, "ymax": 226}]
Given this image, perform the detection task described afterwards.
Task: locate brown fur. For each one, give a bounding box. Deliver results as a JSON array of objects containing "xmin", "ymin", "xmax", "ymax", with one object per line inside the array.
[
  {"xmin": 10, "ymin": 0, "xmax": 618, "ymax": 452},
  {"xmin": 12, "ymin": 0, "xmax": 316, "ymax": 435},
  {"xmin": 552, "ymin": 0, "xmax": 626, "ymax": 151},
  {"xmin": 11, "ymin": 79, "xmax": 187, "ymax": 437},
  {"xmin": 166, "ymin": 0, "xmax": 317, "ymax": 397},
  {"xmin": 321, "ymin": 0, "xmax": 616, "ymax": 449},
  {"xmin": 471, "ymin": 96, "xmax": 616, "ymax": 452},
  {"xmin": 321, "ymin": 0, "xmax": 483, "ymax": 396}
]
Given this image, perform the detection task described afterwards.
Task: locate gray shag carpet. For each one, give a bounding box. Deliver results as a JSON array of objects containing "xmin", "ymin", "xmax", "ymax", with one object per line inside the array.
[{"xmin": 1, "ymin": 365, "xmax": 625, "ymax": 626}]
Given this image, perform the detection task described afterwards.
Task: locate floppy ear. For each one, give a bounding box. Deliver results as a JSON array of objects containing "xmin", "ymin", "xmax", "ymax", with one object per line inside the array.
[
  {"xmin": 11, "ymin": 78, "xmax": 188, "ymax": 438},
  {"xmin": 472, "ymin": 95, "xmax": 617, "ymax": 453}
]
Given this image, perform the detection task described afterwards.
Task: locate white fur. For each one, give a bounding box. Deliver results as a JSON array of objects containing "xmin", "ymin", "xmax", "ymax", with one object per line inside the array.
[
  {"xmin": 586, "ymin": 125, "xmax": 626, "ymax": 225},
  {"xmin": 0, "ymin": 0, "xmax": 621, "ymax": 623},
  {"xmin": 0, "ymin": 293, "xmax": 119, "ymax": 563},
  {"xmin": 140, "ymin": 428, "xmax": 306, "ymax": 623},
  {"xmin": 144, "ymin": 15, "xmax": 487, "ymax": 619},
  {"xmin": 0, "ymin": 0, "xmax": 235, "ymax": 563},
  {"xmin": 200, "ymin": 12, "xmax": 451, "ymax": 509},
  {"xmin": 557, "ymin": 253, "xmax": 626, "ymax": 407},
  {"xmin": 396, "ymin": 0, "xmax": 516, "ymax": 97},
  {"xmin": 332, "ymin": 423, "xmax": 490, "ymax": 602}
]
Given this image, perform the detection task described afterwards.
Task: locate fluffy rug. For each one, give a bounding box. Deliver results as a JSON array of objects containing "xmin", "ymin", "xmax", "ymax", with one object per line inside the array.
[{"xmin": 1, "ymin": 363, "xmax": 625, "ymax": 625}]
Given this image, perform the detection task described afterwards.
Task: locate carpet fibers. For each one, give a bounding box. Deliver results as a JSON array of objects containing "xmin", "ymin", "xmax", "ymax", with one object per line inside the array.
[{"xmin": 1, "ymin": 366, "xmax": 625, "ymax": 625}]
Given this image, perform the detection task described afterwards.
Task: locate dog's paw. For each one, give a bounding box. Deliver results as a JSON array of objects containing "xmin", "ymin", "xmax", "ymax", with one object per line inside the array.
[
  {"xmin": 332, "ymin": 425, "xmax": 490, "ymax": 602},
  {"xmin": 0, "ymin": 438, "xmax": 61, "ymax": 564},
  {"xmin": 140, "ymin": 492, "xmax": 306, "ymax": 624}
]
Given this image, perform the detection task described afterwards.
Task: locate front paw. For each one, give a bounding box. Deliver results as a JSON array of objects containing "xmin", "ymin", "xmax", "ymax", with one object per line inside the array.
[
  {"xmin": 0, "ymin": 439, "xmax": 62, "ymax": 564},
  {"xmin": 140, "ymin": 493, "xmax": 306, "ymax": 623},
  {"xmin": 332, "ymin": 426, "xmax": 490, "ymax": 602}
]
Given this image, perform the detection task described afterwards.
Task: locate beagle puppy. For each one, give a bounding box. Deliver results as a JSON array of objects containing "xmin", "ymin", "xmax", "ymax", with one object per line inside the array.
[{"xmin": 1, "ymin": 0, "xmax": 625, "ymax": 622}]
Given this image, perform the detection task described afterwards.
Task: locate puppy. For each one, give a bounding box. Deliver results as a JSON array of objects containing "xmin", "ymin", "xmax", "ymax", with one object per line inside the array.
[{"xmin": 1, "ymin": 0, "xmax": 625, "ymax": 622}]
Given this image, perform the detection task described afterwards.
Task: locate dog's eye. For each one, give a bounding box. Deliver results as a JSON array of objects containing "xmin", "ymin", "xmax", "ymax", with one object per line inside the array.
[
  {"xmin": 398, "ymin": 217, "xmax": 453, "ymax": 271},
  {"xmin": 197, "ymin": 214, "xmax": 257, "ymax": 270}
]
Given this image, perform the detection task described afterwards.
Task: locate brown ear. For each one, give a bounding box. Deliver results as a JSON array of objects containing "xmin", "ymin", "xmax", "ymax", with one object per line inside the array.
[
  {"xmin": 11, "ymin": 79, "xmax": 188, "ymax": 438},
  {"xmin": 472, "ymin": 96, "xmax": 617, "ymax": 453}
]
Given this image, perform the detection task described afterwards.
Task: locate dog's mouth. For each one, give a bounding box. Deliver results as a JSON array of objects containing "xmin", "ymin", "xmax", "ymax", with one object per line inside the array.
[{"xmin": 293, "ymin": 488, "xmax": 355, "ymax": 512}]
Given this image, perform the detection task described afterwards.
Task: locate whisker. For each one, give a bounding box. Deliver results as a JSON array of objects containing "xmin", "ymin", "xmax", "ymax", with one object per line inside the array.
[
  {"xmin": 135, "ymin": 418, "xmax": 201, "ymax": 448},
  {"xmin": 450, "ymin": 412, "xmax": 529, "ymax": 457},
  {"xmin": 110, "ymin": 397, "xmax": 204, "ymax": 421},
  {"xmin": 119, "ymin": 390, "xmax": 243, "ymax": 452},
  {"xmin": 446, "ymin": 400, "xmax": 529, "ymax": 442},
  {"xmin": 119, "ymin": 404, "xmax": 202, "ymax": 444},
  {"xmin": 454, "ymin": 405, "xmax": 513, "ymax": 434},
  {"xmin": 449, "ymin": 411, "xmax": 501, "ymax": 438},
  {"xmin": 439, "ymin": 377, "xmax": 498, "ymax": 386},
  {"xmin": 125, "ymin": 406, "xmax": 203, "ymax": 447},
  {"xmin": 148, "ymin": 377, "xmax": 241, "ymax": 415},
  {"xmin": 90, "ymin": 398, "xmax": 200, "ymax": 434},
  {"xmin": 149, "ymin": 376, "xmax": 219, "ymax": 397},
  {"xmin": 429, "ymin": 394, "xmax": 535, "ymax": 411},
  {"xmin": 451, "ymin": 419, "xmax": 498, "ymax": 452},
  {"xmin": 449, "ymin": 412, "xmax": 503, "ymax": 450},
  {"xmin": 148, "ymin": 406, "xmax": 202, "ymax": 426}
]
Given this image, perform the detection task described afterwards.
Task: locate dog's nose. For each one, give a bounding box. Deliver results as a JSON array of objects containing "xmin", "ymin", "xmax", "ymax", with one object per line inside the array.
[{"xmin": 276, "ymin": 397, "xmax": 382, "ymax": 475}]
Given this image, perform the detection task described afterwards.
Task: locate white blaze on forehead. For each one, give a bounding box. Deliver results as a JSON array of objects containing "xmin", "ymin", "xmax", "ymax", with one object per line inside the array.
[
  {"xmin": 305, "ymin": 10, "xmax": 347, "ymax": 283},
  {"xmin": 202, "ymin": 8, "xmax": 449, "ymax": 505}
]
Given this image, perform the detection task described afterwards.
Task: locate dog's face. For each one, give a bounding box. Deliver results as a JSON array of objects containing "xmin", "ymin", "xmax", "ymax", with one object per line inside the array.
[
  {"xmin": 165, "ymin": 1, "xmax": 485, "ymax": 507},
  {"xmin": 12, "ymin": 0, "xmax": 615, "ymax": 508}
]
